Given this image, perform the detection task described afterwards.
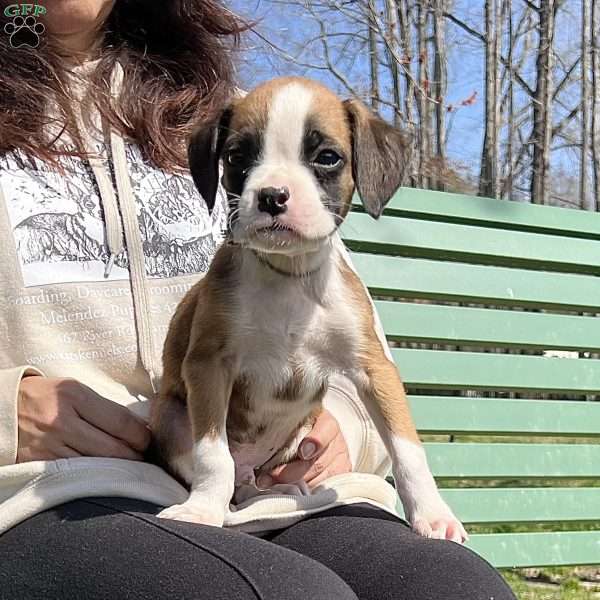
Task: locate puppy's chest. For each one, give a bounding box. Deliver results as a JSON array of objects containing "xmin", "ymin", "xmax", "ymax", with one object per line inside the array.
[
  {"xmin": 226, "ymin": 273, "xmax": 358, "ymax": 446},
  {"xmin": 233, "ymin": 277, "xmax": 357, "ymax": 397}
]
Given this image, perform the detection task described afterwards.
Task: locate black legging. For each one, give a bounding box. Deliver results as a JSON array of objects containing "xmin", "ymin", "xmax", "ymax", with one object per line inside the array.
[{"xmin": 0, "ymin": 497, "xmax": 515, "ymax": 600}]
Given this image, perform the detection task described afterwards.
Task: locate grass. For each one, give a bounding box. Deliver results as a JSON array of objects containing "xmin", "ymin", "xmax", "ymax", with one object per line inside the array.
[{"xmin": 502, "ymin": 568, "xmax": 600, "ymax": 599}]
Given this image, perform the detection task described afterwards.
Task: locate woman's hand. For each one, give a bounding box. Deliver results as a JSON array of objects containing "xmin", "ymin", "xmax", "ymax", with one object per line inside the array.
[
  {"xmin": 257, "ymin": 409, "xmax": 352, "ymax": 490},
  {"xmin": 16, "ymin": 376, "xmax": 151, "ymax": 463}
]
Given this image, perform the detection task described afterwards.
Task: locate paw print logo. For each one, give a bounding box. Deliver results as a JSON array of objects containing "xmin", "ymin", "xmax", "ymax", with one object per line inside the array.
[{"xmin": 4, "ymin": 15, "xmax": 45, "ymax": 49}]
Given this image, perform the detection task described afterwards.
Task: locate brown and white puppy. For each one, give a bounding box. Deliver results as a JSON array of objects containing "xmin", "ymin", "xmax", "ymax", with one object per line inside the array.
[{"xmin": 151, "ymin": 77, "xmax": 467, "ymax": 542}]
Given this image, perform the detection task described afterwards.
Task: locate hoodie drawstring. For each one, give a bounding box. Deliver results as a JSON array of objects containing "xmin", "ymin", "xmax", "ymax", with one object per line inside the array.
[
  {"xmin": 109, "ymin": 126, "xmax": 160, "ymax": 394},
  {"xmin": 76, "ymin": 102, "xmax": 124, "ymax": 277},
  {"xmin": 78, "ymin": 62, "xmax": 161, "ymax": 394}
]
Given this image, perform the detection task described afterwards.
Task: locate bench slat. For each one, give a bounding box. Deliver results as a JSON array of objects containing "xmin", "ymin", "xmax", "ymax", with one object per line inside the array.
[
  {"xmin": 351, "ymin": 252, "xmax": 600, "ymax": 311},
  {"xmin": 467, "ymin": 531, "xmax": 600, "ymax": 568},
  {"xmin": 425, "ymin": 443, "xmax": 600, "ymax": 479},
  {"xmin": 358, "ymin": 187, "xmax": 600, "ymax": 240},
  {"xmin": 409, "ymin": 396, "xmax": 600, "ymax": 436},
  {"xmin": 376, "ymin": 300, "xmax": 600, "ymax": 352},
  {"xmin": 439, "ymin": 488, "xmax": 600, "ymax": 524},
  {"xmin": 393, "ymin": 348, "xmax": 600, "ymax": 393},
  {"xmin": 343, "ymin": 212, "xmax": 600, "ymax": 274}
]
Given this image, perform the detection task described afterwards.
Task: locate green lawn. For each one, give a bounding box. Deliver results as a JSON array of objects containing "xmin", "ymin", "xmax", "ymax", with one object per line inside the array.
[{"xmin": 502, "ymin": 568, "xmax": 600, "ymax": 599}]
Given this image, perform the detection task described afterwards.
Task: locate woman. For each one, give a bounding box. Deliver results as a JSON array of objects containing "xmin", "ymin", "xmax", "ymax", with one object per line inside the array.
[{"xmin": 0, "ymin": 1, "xmax": 515, "ymax": 598}]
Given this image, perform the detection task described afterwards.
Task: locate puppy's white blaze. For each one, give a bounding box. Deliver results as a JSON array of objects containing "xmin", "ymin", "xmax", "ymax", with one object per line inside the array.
[
  {"xmin": 264, "ymin": 83, "xmax": 314, "ymax": 163},
  {"xmin": 232, "ymin": 82, "xmax": 338, "ymax": 246}
]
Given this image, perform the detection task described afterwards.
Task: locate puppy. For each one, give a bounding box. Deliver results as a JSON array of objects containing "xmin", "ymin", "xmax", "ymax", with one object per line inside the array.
[{"xmin": 151, "ymin": 77, "xmax": 467, "ymax": 542}]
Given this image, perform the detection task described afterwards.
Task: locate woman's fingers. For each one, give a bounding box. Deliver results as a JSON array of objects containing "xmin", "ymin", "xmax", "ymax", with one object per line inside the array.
[
  {"xmin": 297, "ymin": 409, "xmax": 340, "ymax": 460},
  {"xmin": 17, "ymin": 376, "xmax": 150, "ymax": 463},
  {"xmin": 304, "ymin": 450, "xmax": 353, "ymax": 488},
  {"xmin": 63, "ymin": 380, "xmax": 151, "ymax": 452},
  {"xmin": 62, "ymin": 413, "xmax": 145, "ymax": 460},
  {"xmin": 267, "ymin": 430, "xmax": 351, "ymax": 489}
]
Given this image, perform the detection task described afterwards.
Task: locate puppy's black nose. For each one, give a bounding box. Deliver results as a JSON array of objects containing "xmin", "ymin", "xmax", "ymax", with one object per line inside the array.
[{"xmin": 257, "ymin": 186, "xmax": 289, "ymax": 216}]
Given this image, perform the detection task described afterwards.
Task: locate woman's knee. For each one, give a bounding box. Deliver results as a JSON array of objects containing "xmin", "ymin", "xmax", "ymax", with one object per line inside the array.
[
  {"xmin": 271, "ymin": 507, "xmax": 515, "ymax": 600},
  {"xmin": 400, "ymin": 535, "xmax": 516, "ymax": 600}
]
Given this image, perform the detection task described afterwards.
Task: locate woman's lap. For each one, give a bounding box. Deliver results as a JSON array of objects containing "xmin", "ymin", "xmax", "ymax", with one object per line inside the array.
[{"xmin": 0, "ymin": 497, "xmax": 515, "ymax": 600}]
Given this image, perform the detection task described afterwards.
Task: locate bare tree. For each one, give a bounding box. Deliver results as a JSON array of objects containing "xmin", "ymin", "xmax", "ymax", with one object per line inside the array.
[
  {"xmin": 384, "ymin": 0, "xmax": 402, "ymax": 127},
  {"xmin": 367, "ymin": 0, "xmax": 381, "ymax": 112},
  {"xmin": 581, "ymin": 0, "xmax": 591, "ymax": 209},
  {"xmin": 503, "ymin": 0, "xmax": 515, "ymax": 199},
  {"xmin": 416, "ymin": 1, "xmax": 431, "ymax": 188},
  {"xmin": 398, "ymin": 0, "xmax": 415, "ymax": 128},
  {"xmin": 592, "ymin": 0, "xmax": 600, "ymax": 210},
  {"xmin": 432, "ymin": 0, "xmax": 447, "ymax": 191},
  {"xmin": 530, "ymin": 0, "xmax": 557, "ymax": 205},
  {"xmin": 479, "ymin": 0, "xmax": 500, "ymax": 198}
]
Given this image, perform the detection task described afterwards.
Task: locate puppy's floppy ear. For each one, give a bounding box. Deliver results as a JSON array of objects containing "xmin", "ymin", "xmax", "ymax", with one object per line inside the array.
[
  {"xmin": 344, "ymin": 99, "xmax": 413, "ymax": 219},
  {"xmin": 187, "ymin": 107, "xmax": 232, "ymax": 214}
]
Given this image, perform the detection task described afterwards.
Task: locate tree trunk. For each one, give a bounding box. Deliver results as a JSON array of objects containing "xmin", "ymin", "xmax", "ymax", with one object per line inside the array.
[
  {"xmin": 530, "ymin": 0, "xmax": 556, "ymax": 205},
  {"xmin": 384, "ymin": 0, "xmax": 403, "ymax": 127},
  {"xmin": 479, "ymin": 0, "xmax": 500, "ymax": 198},
  {"xmin": 367, "ymin": 0, "xmax": 380, "ymax": 113},
  {"xmin": 398, "ymin": 0, "xmax": 414, "ymax": 122},
  {"xmin": 416, "ymin": 0, "xmax": 431, "ymax": 188},
  {"xmin": 581, "ymin": 0, "xmax": 591, "ymax": 209},
  {"xmin": 505, "ymin": 0, "xmax": 514, "ymax": 199},
  {"xmin": 398, "ymin": 0, "xmax": 417, "ymax": 187},
  {"xmin": 432, "ymin": 0, "xmax": 447, "ymax": 191},
  {"xmin": 591, "ymin": 0, "xmax": 600, "ymax": 210}
]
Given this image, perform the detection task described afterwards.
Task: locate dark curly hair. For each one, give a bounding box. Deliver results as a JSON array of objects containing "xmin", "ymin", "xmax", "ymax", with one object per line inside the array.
[{"xmin": 0, "ymin": 0, "xmax": 247, "ymax": 170}]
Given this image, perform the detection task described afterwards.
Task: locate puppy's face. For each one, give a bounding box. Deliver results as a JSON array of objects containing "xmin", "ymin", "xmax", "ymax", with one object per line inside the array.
[{"xmin": 189, "ymin": 77, "xmax": 412, "ymax": 256}]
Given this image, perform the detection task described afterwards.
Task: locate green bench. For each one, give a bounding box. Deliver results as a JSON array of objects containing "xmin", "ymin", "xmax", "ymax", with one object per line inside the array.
[{"xmin": 341, "ymin": 187, "xmax": 600, "ymax": 569}]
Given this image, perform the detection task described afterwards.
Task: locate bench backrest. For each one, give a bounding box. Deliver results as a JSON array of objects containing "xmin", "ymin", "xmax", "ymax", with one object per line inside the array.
[{"xmin": 341, "ymin": 187, "xmax": 600, "ymax": 569}]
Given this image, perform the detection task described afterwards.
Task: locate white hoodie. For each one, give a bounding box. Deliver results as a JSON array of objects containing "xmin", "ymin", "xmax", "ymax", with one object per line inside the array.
[{"xmin": 0, "ymin": 63, "xmax": 397, "ymax": 534}]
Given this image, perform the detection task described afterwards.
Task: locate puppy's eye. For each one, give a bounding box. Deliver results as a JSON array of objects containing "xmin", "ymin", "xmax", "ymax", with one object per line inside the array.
[
  {"xmin": 312, "ymin": 150, "xmax": 343, "ymax": 169},
  {"xmin": 226, "ymin": 151, "xmax": 247, "ymax": 168}
]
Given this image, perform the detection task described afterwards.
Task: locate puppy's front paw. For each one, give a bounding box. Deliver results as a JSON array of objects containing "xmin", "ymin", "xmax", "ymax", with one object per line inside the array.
[
  {"xmin": 407, "ymin": 497, "xmax": 468, "ymax": 543},
  {"xmin": 411, "ymin": 512, "xmax": 468, "ymax": 544},
  {"xmin": 157, "ymin": 503, "xmax": 225, "ymax": 527}
]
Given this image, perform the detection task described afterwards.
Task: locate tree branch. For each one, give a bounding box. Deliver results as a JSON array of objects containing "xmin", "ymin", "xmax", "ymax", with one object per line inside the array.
[
  {"xmin": 443, "ymin": 12, "xmax": 486, "ymax": 43},
  {"xmin": 553, "ymin": 56, "xmax": 581, "ymax": 100}
]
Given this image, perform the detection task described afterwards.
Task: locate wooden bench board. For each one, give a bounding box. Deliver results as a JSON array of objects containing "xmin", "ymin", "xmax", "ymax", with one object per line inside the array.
[
  {"xmin": 345, "ymin": 212, "xmax": 600, "ymax": 275},
  {"xmin": 354, "ymin": 187, "xmax": 600, "ymax": 240},
  {"xmin": 376, "ymin": 300, "xmax": 600, "ymax": 352},
  {"xmin": 409, "ymin": 396, "xmax": 600, "ymax": 437},
  {"xmin": 351, "ymin": 252, "xmax": 600, "ymax": 311}
]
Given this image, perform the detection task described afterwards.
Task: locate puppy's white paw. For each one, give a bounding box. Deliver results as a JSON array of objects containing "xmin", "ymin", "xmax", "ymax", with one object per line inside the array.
[
  {"xmin": 157, "ymin": 503, "xmax": 224, "ymax": 527},
  {"xmin": 409, "ymin": 501, "xmax": 468, "ymax": 544}
]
